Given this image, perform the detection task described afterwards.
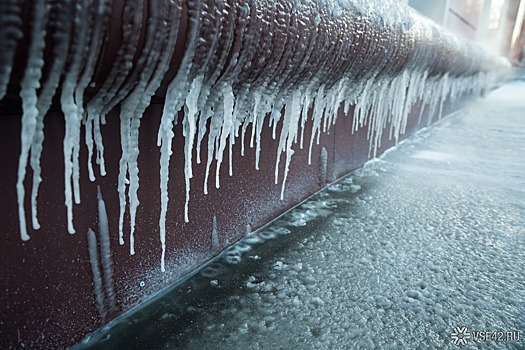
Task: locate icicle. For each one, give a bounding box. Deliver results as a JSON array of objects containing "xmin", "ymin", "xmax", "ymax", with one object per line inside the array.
[
  {"xmin": 353, "ymin": 79, "xmax": 374, "ymax": 133},
  {"xmin": 308, "ymin": 86, "xmax": 325, "ymax": 165},
  {"xmin": 249, "ymin": 91, "xmax": 261, "ymax": 150},
  {"xmin": 127, "ymin": 113, "xmax": 140, "ymax": 253},
  {"xmin": 254, "ymin": 92, "xmax": 266, "ymax": 171},
  {"xmin": 118, "ymin": 1, "xmax": 181, "ymax": 255},
  {"xmin": 279, "ymin": 90, "xmax": 301, "ymax": 200},
  {"xmin": 274, "ymin": 91, "xmax": 301, "ymax": 186},
  {"xmin": 215, "ymin": 84, "xmax": 235, "ymax": 189},
  {"xmin": 203, "ymin": 109, "xmax": 218, "ymax": 194},
  {"xmin": 87, "ymin": 228, "xmax": 106, "ymax": 321},
  {"xmin": 299, "ymin": 90, "xmax": 311, "ymax": 150},
  {"xmin": 437, "ymin": 73, "xmax": 450, "ymax": 121},
  {"xmin": 369, "ymin": 81, "xmax": 390, "ymax": 158},
  {"xmin": 388, "ymin": 71, "xmax": 409, "ymax": 144},
  {"xmin": 0, "ymin": 0, "xmax": 23, "ymax": 100},
  {"xmin": 158, "ymin": 0, "xmax": 202, "ymax": 272},
  {"xmin": 86, "ymin": 0, "xmax": 144, "ymax": 182},
  {"xmin": 85, "ymin": 81, "xmax": 106, "ymax": 180},
  {"xmin": 61, "ymin": 0, "xmax": 93, "ymax": 234},
  {"xmin": 194, "ymin": 0, "xmax": 225, "ymax": 167},
  {"xmin": 183, "ymin": 76, "xmax": 204, "ymax": 222},
  {"xmin": 228, "ymin": 121, "xmax": 234, "ymax": 177},
  {"xmin": 203, "ymin": 105, "xmax": 219, "ymax": 194},
  {"xmin": 116, "ymin": 1, "xmax": 160, "ymax": 249},
  {"xmin": 240, "ymin": 99, "xmax": 250, "ymax": 158},
  {"xmin": 30, "ymin": 0, "xmax": 74, "ymax": 231},
  {"xmin": 196, "ymin": 106, "xmax": 211, "ymax": 165},
  {"xmin": 79, "ymin": 0, "xmax": 110, "ymax": 182},
  {"xmin": 16, "ymin": 0, "xmax": 47, "ymax": 241},
  {"xmin": 200, "ymin": 0, "xmax": 236, "ymax": 114},
  {"xmin": 158, "ymin": 122, "xmax": 173, "ymax": 273},
  {"xmin": 117, "ymin": 112, "xmax": 131, "ymax": 246},
  {"xmin": 97, "ymin": 186, "xmax": 116, "ymax": 311},
  {"xmin": 322, "ymin": 94, "xmax": 334, "ymax": 134}
]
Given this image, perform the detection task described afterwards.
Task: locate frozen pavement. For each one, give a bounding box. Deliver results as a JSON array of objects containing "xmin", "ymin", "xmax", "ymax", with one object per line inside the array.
[{"xmin": 77, "ymin": 82, "xmax": 525, "ymax": 349}]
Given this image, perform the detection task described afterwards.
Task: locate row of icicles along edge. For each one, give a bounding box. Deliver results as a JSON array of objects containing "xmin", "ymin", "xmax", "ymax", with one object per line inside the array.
[{"xmin": 1, "ymin": 0, "xmax": 502, "ymax": 272}]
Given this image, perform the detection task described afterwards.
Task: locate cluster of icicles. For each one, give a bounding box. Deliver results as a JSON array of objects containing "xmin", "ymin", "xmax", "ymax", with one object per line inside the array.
[{"xmin": 1, "ymin": 0, "xmax": 509, "ymax": 271}]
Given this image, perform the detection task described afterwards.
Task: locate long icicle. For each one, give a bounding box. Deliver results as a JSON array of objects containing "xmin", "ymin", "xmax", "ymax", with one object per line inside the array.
[
  {"xmin": 16, "ymin": 0, "xmax": 47, "ymax": 241},
  {"xmin": 158, "ymin": 0, "xmax": 201, "ymax": 272},
  {"xmin": 60, "ymin": 0, "xmax": 91, "ymax": 234},
  {"xmin": 31, "ymin": 0, "xmax": 73, "ymax": 231},
  {"xmin": 0, "ymin": 0, "xmax": 23, "ymax": 100}
]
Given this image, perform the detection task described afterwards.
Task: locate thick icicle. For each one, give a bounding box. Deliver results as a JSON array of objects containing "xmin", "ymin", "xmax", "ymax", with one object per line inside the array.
[
  {"xmin": 183, "ymin": 76, "xmax": 204, "ymax": 222},
  {"xmin": 80, "ymin": 0, "xmax": 110, "ymax": 182},
  {"xmin": 203, "ymin": 103, "xmax": 221, "ymax": 195},
  {"xmin": 60, "ymin": 0, "xmax": 91, "ymax": 234},
  {"xmin": 117, "ymin": 112, "xmax": 131, "ymax": 246},
  {"xmin": 158, "ymin": 0, "xmax": 202, "ymax": 272},
  {"xmin": 16, "ymin": 0, "xmax": 47, "ymax": 241},
  {"xmin": 116, "ymin": 1, "xmax": 181, "ymax": 253},
  {"xmin": 253, "ymin": 93, "xmax": 267, "ymax": 171},
  {"xmin": 114, "ymin": 0, "xmax": 151, "ymax": 247},
  {"xmin": 85, "ymin": 0, "xmax": 144, "ymax": 183},
  {"xmin": 30, "ymin": 0, "xmax": 74, "ymax": 231},
  {"xmin": 0, "ymin": 0, "xmax": 23, "ymax": 100},
  {"xmin": 126, "ymin": 1, "xmax": 176, "ymax": 254},
  {"xmin": 215, "ymin": 84, "xmax": 235, "ymax": 189},
  {"xmin": 278, "ymin": 90, "xmax": 302, "ymax": 200},
  {"xmin": 308, "ymin": 86, "xmax": 326, "ymax": 165}
]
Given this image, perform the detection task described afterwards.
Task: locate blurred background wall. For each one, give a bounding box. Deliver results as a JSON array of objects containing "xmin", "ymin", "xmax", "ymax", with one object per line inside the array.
[{"xmin": 407, "ymin": 0, "xmax": 525, "ymax": 62}]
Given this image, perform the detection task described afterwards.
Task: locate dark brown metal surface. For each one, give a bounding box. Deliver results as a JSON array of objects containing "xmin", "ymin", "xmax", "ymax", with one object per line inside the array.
[
  {"xmin": 0, "ymin": 90, "xmax": 479, "ymax": 350},
  {"xmin": 0, "ymin": 0, "xmax": 508, "ymax": 348}
]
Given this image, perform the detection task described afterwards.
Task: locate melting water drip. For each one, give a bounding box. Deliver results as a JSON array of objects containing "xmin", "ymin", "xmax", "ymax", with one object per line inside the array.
[{"xmin": 2, "ymin": 0, "xmax": 510, "ymax": 272}]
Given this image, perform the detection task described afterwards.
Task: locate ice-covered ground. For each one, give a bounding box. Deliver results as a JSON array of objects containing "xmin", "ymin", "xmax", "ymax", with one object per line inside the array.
[{"xmin": 78, "ymin": 82, "xmax": 525, "ymax": 349}]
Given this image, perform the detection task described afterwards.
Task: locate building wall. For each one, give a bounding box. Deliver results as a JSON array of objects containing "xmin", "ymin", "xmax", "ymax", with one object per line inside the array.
[
  {"xmin": 407, "ymin": 0, "xmax": 449, "ymax": 24},
  {"xmin": 408, "ymin": 0, "xmax": 525, "ymax": 57}
]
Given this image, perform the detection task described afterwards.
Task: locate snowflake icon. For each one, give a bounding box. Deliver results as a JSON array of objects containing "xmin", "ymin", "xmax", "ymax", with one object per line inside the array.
[{"xmin": 451, "ymin": 326, "xmax": 471, "ymax": 346}]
